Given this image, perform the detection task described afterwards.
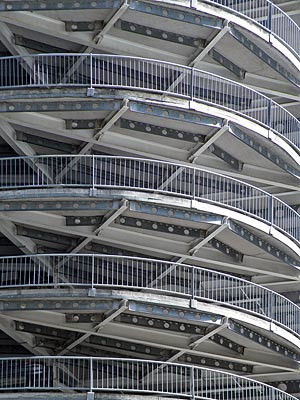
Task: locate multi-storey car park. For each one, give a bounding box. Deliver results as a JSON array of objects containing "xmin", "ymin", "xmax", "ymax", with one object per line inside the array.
[{"xmin": 0, "ymin": 0, "xmax": 299, "ymax": 399}]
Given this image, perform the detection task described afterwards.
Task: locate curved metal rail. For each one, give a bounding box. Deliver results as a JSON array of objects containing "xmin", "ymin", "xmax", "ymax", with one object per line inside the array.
[
  {"xmin": 206, "ymin": 0, "xmax": 300, "ymax": 57},
  {"xmin": 1, "ymin": 254, "xmax": 299, "ymax": 336},
  {"xmin": 0, "ymin": 356, "xmax": 297, "ymax": 399},
  {"xmin": 1, "ymin": 0, "xmax": 299, "ymax": 60},
  {"xmin": 0, "ymin": 155, "xmax": 299, "ymax": 242},
  {"xmin": 0, "ymin": 54, "xmax": 299, "ymax": 150}
]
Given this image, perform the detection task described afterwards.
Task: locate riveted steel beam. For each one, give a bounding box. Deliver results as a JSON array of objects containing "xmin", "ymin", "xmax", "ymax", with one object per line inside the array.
[
  {"xmin": 117, "ymin": 215, "xmax": 242, "ymax": 261},
  {"xmin": 116, "ymin": 313, "xmax": 206, "ymax": 335},
  {"xmin": 269, "ymin": 380, "xmax": 300, "ymax": 394},
  {"xmin": 13, "ymin": 319, "xmax": 248, "ymax": 371},
  {"xmin": 0, "ymin": 200, "xmax": 116, "ymax": 212},
  {"xmin": 210, "ymin": 332, "xmax": 244, "ymax": 354},
  {"xmin": 209, "ymin": 237, "xmax": 243, "ymax": 261},
  {"xmin": 129, "ymin": 101, "xmax": 223, "ymax": 127},
  {"xmin": 129, "ymin": 201, "xmax": 225, "ymax": 225},
  {"xmin": 229, "ymin": 320, "xmax": 300, "ymax": 362},
  {"xmin": 208, "ymin": 143, "xmax": 244, "ymax": 171},
  {"xmin": 189, "ymin": 223, "xmax": 228, "ymax": 256},
  {"xmin": 66, "ymin": 200, "xmax": 128, "ymax": 254},
  {"xmin": 16, "ymin": 226, "xmax": 78, "ymax": 247},
  {"xmin": 227, "ymin": 219, "xmax": 299, "ymax": 267},
  {"xmin": 129, "ymin": 0, "xmax": 223, "ymax": 29},
  {"xmin": 117, "ymin": 216, "xmax": 206, "ymax": 238},
  {"xmin": 1, "ymin": 298, "xmax": 121, "ymax": 312},
  {"xmin": 77, "ymin": 336, "xmax": 169, "ymax": 359},
  {"xmin": 167, "ymin": 320, "xmax": 229, "ymax": 362},
  {"xmin": 14, "ymin": 34, "xmax": 68, "ymax": 53},
  {"xmin": 14, "ymin": 222, "xmax": 154, "ymax": 258},
  {"xmin": 128, "ymin": 301, "xmax": 223, "ymax": 325},
  {"xmin": 65, "ymin": 119, "xmax": 103, "ymax": 130},
  {"xmin": 0, "ymin": 100, "xmax": 122, "ymax": 113},
  {"xmin": 115, "ymin": 314, "xmax": 244, "ymax": 355},
  {"xmin": 0, "ymin": 317, "xmax": 48, "ymax": 356},
  {"xmin": 229, "ymin": 124, "xmax": 300, "ymax": 178},
  {"xmin": 180, "ymin": 353, "xmax": 251, "ymax": 372},
  {"xmin": 0, "ymin": 220, "xmax": 37, "ymax": 254},
  {"xmin": 16, "ymin": 131, "xmax": 77, "ymax": 153},
  {"xmin": 15, "ymin": 321, "xmax": 77, "ymax": 341},
  {"xmin": 230, "ymin": 27, "xmax": 300, "ymax": 87},
  {"xmin": 0, "ymin": 0, "xmax": 121, "ymax": 11},
  {"xmin": 210, "ymin": 49, "xmax": 246, "ymax": 79},
  {"xmin": 115, "ymin": 20, "xmax": 204, "ymax": 48},
  {"xmin": 189, "ymin": 23, "xmax": 230, "ymax": 67},
  {"xmin": 120, "ymin": 118, "xmax": 206, "ymax": 143},
  {"xmin": 66, "ymin": 216, "xmax": 104, "ymax": 226},
  {"xmin": 188, "ymin": 124, "xmax": 229, "ymax": 161},
  {"xmin": 129, "ymin": 201, "xmax": 296, "ymax": 267},
  {"xmin": 59, "ymin": 300, "xmax": 128, "ymax": 355},
  {"xmin": 65, "ymin": 21, "xmax": 103, "ymax": 32},
  {"xmin": 5, "ymin": 310, "xmax": 299, "ymax": 372}
]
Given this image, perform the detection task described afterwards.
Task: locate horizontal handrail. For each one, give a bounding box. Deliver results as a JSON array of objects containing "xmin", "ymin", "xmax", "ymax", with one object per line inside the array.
[
  {"xmin": 0, "ymin": 155, "xmax": 299, "ymax": 242},
  {"xmin": 0, "ymin": 356, "xmax": 297, "ymax": 399},
  {"xmin": 205, "ymin": 0, "xmax": 300, "ymax": 58},
  {"xmin": 1, "ymin": 254, "xmax": 299, "ymax": 336},
  {"xmin": 0, "ymin": 54, "xmax": 299, "ymax": 150}
]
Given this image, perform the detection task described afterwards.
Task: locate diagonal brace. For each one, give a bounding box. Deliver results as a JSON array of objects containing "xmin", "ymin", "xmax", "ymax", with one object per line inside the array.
[{"xmin": 58, "ymin": 300, "xmax": 128, "ymax": 355}]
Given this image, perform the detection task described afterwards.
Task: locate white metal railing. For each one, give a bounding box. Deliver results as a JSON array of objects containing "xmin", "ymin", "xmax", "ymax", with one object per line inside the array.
[
  {"xmin": 205, "ymin": 0, "xmax": 300, "ymax": 58},
  {"xmin": 0, "ymin": 254, "xmax": 299, "ymax": 336},
  {"xmin": 1, "ymin": 0, "xmax": 299, "ymax": 60},
  {"xmin": 0, "ymin": 54, "xmax": 299, "ymax": 150},
  {"xmin": 0, "ymin": 357, "xmax": 297, "ymax": 399},
  {"xmin": 0, "ymin": 155, "xmax": 299, "ymax": 242}
]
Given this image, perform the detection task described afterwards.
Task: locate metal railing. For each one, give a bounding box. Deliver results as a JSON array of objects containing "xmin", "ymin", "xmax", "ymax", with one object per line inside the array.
[
  {"xmin": 0, "ymin": 0, "xmax": 298, "ymax": 59},
  {"xmin": 0, "ymin": 356, "xmax": 297, "ymax": 399},
  {"xmin": 0, "ymin": 54, "xmax": 299, "ymax": 150},
  {"xmin": 0, "ymin": 254, "xmax": 299, "ymax": 336},
  {"xmin": 206, "ymin": 0, "xmax": 300, "ymax": 58},
  {"xmin": 0, "ymin": 155, "xmax": 299, "ymax": 242}
]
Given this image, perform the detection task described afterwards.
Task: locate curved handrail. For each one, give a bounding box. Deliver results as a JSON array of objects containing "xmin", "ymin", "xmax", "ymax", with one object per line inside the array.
[
  {"xmin": 1, "ymin": 254, "xmax": 299, "ymax": 336},
  {"xmin": 205, "ymin": 0, "xmax": 300, "ymax": 58},
  {"xmin": 0, "ymin": 356, "xmax": 297, "ymax": 399},
  {"xmin": 0, "ymin": 155, "xmax": 299, "ymax": 242},
  {"xmin": 0, "ymin": 54, "xmax": 299, "ymax": 150},
  {"xmin": 1, "ymin": 0, "xmax": 299, "ymax": 61}
]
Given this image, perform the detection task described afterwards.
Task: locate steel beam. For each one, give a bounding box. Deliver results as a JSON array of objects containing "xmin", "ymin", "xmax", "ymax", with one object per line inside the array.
[
  {"xmin": 58, "ymin": 300, "xmax": 128, "ymax": 355},
  {"xmin": 188, "ymin": 124, "xmax": 229, "ymax": 161},
  {"xmin": 0, "ymin": 316, "xmax": 48, "ymax": 356},
  {"xmin": 229, "ymin": 123, "xmax": 300, "ymax": 179},
  {"xmin": 0, "ymin": 0, "xmax": 121, "ymax": 10},
  {"xmin": 115, "ymin": 20, "xmax": 203, "ymax": 48},
  {"xmin": 189, "ymin": 221, "xmax": 228, "ymax": 256},
  {"xmin": 230, "ymin": 27, "xmax": 300, "ymax": 87},
  {"xmin": 120, "ymin": 118, "xmax": 206, "ymax": 143},
  {"xmin": 66, "ymin": 200, "xmax": 128, "ymax": 254},
  {"xmin": 189, "ymin": 22, "xmax": 230, "ymax": 67},
  {"xmin": 95, "ymin": 0, "xmax": 129, "ymax": 44},
  {"xmin": 129, "ymin": 0, "xmax": 223, "ymax": 29},
  {"xmin": 2, "ymin": 310, "xmax": 298, "ymax": 372},
  {"xmin": 166, "ymin": 319, "xmax": 229, "ymax": 362},
  {"xmin": 210, "ymin": 49, "xmax": 246, "ymax": 79}
]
